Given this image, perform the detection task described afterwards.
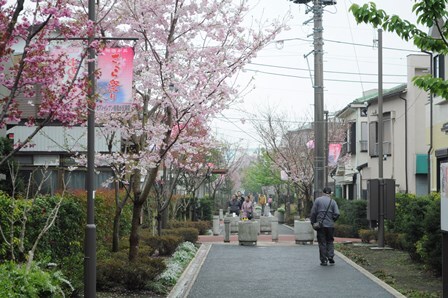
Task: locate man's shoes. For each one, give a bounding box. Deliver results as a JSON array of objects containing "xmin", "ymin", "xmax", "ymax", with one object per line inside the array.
[
  {"xmin": 320, "ymin": 261, "xmax": 328, "ymax": 266},
  {"xmin": 328, "ymin": 258, "xmax": 335, "ymax": 265}
]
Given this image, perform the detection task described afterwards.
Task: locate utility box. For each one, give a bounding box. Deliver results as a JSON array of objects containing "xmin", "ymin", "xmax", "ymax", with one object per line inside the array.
[{"xmin": 367, "ymin": 179, "xmax": 396, "ymax": 221}]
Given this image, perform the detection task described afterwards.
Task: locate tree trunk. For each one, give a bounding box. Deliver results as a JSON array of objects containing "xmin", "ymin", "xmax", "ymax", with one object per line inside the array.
[
  {"xmin": 129, "ymin": 200, "xmax": 144, "ymax": 262},
  {"xmin": 161, "ymin": 207, "xmax": 169, "ymax": 229},
  {"xmin": 112, "ymin": 207, "xmax": 122, "ymax": 252},
  {"xmin": 112, "ymin": 181, "xmax": 122, "ymax": 252}
]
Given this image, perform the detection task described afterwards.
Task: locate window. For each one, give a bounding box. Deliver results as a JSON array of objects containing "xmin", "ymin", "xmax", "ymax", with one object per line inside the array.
[
  {"xmin": 360, "ymin": 122, "xmax": 368, "ymax": 152},
  {"xmin": 369, "ymin": 121, "xmax": 378, "ymax": 156},
  {"xmin": 383, "ymin": 113, "xmax": 391, "ymax": 155},
  {"xmin": 369, "ymin": 113, "xmax": 392, "ymax": 157},
  {"xmin": 434, "ymin": 54, "xmax": 445, "ymax": 80},
  {"xmin": 347, "ymin": 122, "xmax": 356, "ymax": 154}
]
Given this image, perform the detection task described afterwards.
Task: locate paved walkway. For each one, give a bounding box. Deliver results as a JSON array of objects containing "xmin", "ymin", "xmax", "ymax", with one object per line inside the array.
[{"xmin": 168, "ymin": 224, "xmax": 405, "ymax": 298}]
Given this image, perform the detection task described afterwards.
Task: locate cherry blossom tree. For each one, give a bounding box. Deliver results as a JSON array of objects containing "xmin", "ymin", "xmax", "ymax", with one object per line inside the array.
[
  {"xmin": 92, "ymin": 0, "xmax": 289, "ymax": 261},
  {"xmin": 0, "ymin": 0, "xmax": 107, "ymax": 165},
  {"xmin": 252, "ymin": 108, "xmax": 346, "ymax": 217}
]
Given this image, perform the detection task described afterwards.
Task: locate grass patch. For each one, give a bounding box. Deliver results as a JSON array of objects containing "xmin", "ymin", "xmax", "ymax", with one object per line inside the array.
[{"xmin": 335, "ymin": 243, "xmax": 442, "ymax": 297}]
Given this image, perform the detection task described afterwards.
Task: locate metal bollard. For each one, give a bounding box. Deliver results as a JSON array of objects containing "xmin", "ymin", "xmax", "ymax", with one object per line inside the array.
[
  {"xmin": 270, "ymin": 216, "xmax": 278, "ymax": 242},
  {"xmin": 224, "ymin": 217, "xmax": 231, "ymax": 243}
]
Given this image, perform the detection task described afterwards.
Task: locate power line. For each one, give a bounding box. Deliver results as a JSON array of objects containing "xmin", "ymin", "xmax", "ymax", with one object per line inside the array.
[
  {"xmin": 272, "ymin": 37, "xmax": 421, "ymax": 53},
  {"xmin": 243, "ymin": 68, "xmax": 405, "ymax": 84},
  {"xmin": 248, "ymin": 62, "xmax": 407, "ymax": 77},
  {"xmin": 214, "ymin": 115, "xmax": 311, "ymax": 124}
]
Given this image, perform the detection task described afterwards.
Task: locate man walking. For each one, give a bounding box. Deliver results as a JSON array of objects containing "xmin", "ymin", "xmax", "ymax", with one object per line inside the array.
[{"xmin": 310, "ymin": 187, "xmax": 340, "ymax": 266}]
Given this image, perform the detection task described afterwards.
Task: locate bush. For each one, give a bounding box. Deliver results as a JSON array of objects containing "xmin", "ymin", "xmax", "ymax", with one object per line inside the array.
[
  {"xmin": 157, "ymin": 242, "xmax": 198, "ymax": 286},
  {"xmin": 97, "ymin": 251, "xmax": 166, "ymax": 291},
  {"xmin": 334, "ymin": 224, "xmax": 357, "ymax": 238},
  {"xmin": 68, "ymin": 189, "xmax": 133, "ymax": 245},
  {"xmin": 26, "ymin": 195, "xmax": 84, "ymax": 263},
  {"xmin": 0, "ymin": 261, "xmax": 72, "ymax": 297},
  {"xmin": 384, "ymin": 232, "xmax": 406, "ymax": 250},
  {"xmin": 386, "ymin": 193, "xmax": 433, "ymax": 261},
  {"xmin": 163, "ymin": 228, "xmax": 199, "ymax": 244},
  {"xmin": 415, "ymin": 194, "xmax": 441, "ymax": 275},
  {"xmin": 334, "ymin": 198, "xmax": 369, "ymax": 237},
  {"xmin": 145, "ymin": 235, "xmax": 183, "ymax": 256},
  {"xmin": 358, "ymin": 229, "xmax": 377, "ymax": 243},
  {"xmin": 167, "ymin": 220, "xmax": 211, "ymax": 235},
  {"xmin": 277, "ymin": 205, "xmax": 286, "ymax": 214}
]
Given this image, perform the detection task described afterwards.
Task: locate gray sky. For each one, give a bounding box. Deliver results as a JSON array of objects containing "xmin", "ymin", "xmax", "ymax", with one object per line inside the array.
[{"xmin": 212, "ymin": 0, "xmax": 424, "ymax": 150}]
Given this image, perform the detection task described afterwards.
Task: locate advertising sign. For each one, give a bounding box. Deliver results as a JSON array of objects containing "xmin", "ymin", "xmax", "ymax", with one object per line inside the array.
[{"xmin": 97, "ymin": 47, "xmax": 134, "ymax": 112}]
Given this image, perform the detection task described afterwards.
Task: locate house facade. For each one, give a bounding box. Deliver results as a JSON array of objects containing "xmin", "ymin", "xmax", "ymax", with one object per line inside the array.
[
  {"xmin": 334, "ymin": 54, "xmax": 430, "ymax": 199},
  {"xmin": 427, "ymin": 25, "xmax": 448, "ymax": 193}
]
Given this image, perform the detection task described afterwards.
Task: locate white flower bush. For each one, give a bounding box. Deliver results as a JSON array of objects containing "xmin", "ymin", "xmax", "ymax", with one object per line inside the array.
[{"xmin": 157, "ymin": 242, "xmax": 198, "ymax": 285}]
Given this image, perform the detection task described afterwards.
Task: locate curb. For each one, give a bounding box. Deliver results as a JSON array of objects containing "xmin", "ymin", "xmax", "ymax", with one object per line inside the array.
[{"xmin": 167, "ymin": 243, "xmax": 211, "ymax": 298}]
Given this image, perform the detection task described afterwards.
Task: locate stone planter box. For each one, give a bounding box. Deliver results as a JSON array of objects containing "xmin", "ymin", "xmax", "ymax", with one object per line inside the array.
[
  {"xmin": 238, "ymin": 221, "xmax": 258, "ymax": 246},
  {"xmin": 226, "ymin": 215, "xmax": 239, "ymax": 233},
  {"xmin": 294, "ymin": 220, "xmax": 314, "ymax": 244},
  {"xmin": 260, "ymin": 216, "xmax": 272, "ymax": 233}
]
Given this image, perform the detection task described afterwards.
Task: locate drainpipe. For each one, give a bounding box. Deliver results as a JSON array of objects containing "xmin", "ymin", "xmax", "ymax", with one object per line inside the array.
[
  {"xmin": 399, "ymin": 93, "xmax": 409, "ymax": 194},
  {"xmin": 422, "ymin": 50, "xmax": 433, "ymax": 194}
]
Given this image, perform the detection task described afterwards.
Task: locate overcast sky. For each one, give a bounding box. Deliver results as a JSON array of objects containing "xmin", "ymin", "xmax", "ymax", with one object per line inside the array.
[{"xmin": 212, "ymin": 0, "xmax": 425, "ymax": 151}]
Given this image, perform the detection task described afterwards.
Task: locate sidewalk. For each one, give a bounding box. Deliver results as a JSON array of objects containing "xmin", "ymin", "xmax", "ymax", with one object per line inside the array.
[{"xmin": 169, "ymin": 224, "xmax": 405, "ymax": 298}]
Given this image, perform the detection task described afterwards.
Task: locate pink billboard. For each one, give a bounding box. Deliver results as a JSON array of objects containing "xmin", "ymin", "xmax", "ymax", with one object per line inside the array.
[{"xmin": 97, "ymin": 47, "xmax": 134, "ymax": 112}]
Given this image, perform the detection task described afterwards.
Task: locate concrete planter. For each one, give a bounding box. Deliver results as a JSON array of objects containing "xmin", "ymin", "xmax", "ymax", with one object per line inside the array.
[
  {"xmin": 238, "ymin": 221, "xmax": 258, "ymax": 246},
  {"xmin": 294, "ymin": 220, "xmax": 314, "ymax": 244},
  {"xmin": 260, "ymin": 216, "xmax": 272, "ymax": 233},
  {"xmin": 277, "ymin": 211, "xmax": 285, "ymax": 224}
]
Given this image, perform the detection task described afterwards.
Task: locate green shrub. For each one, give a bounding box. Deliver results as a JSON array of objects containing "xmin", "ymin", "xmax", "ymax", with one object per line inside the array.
[
  {"xmin": 384, "ymin": 232, "xmax": 406, "ymax": 250},
  {"xmin": 415, "ymin": 194, "xmax": 441, "ymax": 275},
  {"xmin": 358, "ymin": 229, "xmax": 377, "ymax": 243},
  {"xmin": 386, "ymin": 193, "xmax": 433, "ymax": 261},
  {"xmin": 26, "ymin": 195, "xmax": 84, "ymax": 262},
  {"xmin": 334, "ymin": 198, "xmax": 369, "ymax": 237},
  {"xmin": 145, "ymin": 235, "xmax": 183, "ymax": 256},
  {"xmin": 277, "ymin": 205, "xmax": 286, "ymax": 214},
  {"xmin": 334, "ymin": 224, "xmax": 357, "ymax": 238},
  {"xmin": 0, "ymin": 261, "xmax": 72, "ymax": 297},
  {"xmin": 163, "ymin": 228, "xmax": 199, "ymax": 244},
  {"xmin": 68, "ymin": 188, "xmax": 132, "ymax": 246},
  {"xmin": 198, "ymin": 196, "xmax": 214, "ymax": 221},
  {"xmin": 167, "ymin": 220, "xmax": 211, "ymax": 235},
  {"xmin": 97, "ymin": 252, "xmax": 166, "ymax": 291}
]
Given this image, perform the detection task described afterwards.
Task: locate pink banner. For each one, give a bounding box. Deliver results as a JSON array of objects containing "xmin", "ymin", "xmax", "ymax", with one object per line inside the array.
[
  {"xmin": 97, "ymin": 47, "xmax": 134, "ymax": 111},
  {"xmin": 328, "ymin": 143, "xmax": 342, "ymax": 166}
]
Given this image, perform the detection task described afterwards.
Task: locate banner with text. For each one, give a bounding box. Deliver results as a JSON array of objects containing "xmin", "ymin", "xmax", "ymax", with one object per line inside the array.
[{"xmin": 97, "ymin": 47, "xmax": 134, "ymax": 112}]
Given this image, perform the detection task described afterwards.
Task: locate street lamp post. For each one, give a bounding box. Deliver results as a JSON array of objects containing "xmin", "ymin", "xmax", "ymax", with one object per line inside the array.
[{"xmin": 84, "ymin": 0, "xmax": 97, "ymax": 296}]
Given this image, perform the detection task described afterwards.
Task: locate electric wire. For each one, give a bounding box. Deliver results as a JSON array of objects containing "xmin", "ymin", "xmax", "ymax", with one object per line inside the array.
[{"xmin": 243, "ymin": 68, "xmax": 405, "ymax": 84}]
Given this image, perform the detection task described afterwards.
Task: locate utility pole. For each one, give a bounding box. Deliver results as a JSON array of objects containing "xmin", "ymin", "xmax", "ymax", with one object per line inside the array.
[
  {"xmin": 290, "ymin": 0, "xmax": 335, "ymax": 198},
  {"xmin": 313, "ymin": 0, "xmax": 325, "ymax": 199},
  {"xmin": 377, "ymin": 28, "xmax": 385, "ymax": 248}
]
